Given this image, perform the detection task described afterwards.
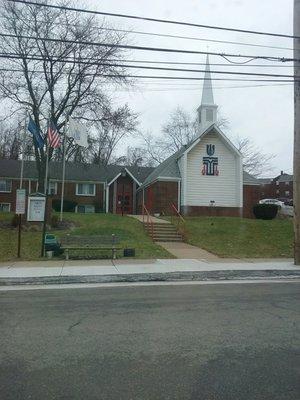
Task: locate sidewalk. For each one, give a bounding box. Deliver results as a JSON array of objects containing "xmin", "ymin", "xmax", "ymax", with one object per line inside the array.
[{"xmin": 0, "ymin": 258, "xmax": 299, "ymax": 286}]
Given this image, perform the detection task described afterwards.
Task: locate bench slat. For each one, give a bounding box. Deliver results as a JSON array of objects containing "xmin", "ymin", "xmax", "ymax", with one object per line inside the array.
[{"xmin": 61, "ymin": 235, "xmax": 120, "ymax": 246}]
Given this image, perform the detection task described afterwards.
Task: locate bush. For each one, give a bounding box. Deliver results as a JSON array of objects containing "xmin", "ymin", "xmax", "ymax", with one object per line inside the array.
[
  {"xmin": 52, "ymin": 199, "xmax": 77, "ymax": 212},
  {"xmin": 253, "ymin": 204, "xmax": 279, "ymax": 220}
]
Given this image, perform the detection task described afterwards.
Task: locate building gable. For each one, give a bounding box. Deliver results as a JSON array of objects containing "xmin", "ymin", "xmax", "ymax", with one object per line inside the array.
[{"xmin": 183, "ymin": 129, "xmax": 242, "ymax": 208}]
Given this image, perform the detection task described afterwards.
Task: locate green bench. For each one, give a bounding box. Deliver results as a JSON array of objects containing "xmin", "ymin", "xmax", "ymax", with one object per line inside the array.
[{"xmin": 60, "ymin": 234, "xmax": 121, "ymax": 260}]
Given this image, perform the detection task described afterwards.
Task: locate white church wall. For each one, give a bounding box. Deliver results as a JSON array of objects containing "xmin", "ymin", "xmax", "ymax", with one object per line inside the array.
[{"xmin": 185, "ymin": 132, "xmax": 241, "ymax": 207}]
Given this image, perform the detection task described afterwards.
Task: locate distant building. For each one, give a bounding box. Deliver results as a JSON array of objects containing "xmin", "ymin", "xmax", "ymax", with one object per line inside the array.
[
  {"xmin": 258, "ymin": 171, "xmax": 293, "ymax": 200},
  {"xmin": 0, "ymin": 56, "xmax": 261, "ymax": 218}
]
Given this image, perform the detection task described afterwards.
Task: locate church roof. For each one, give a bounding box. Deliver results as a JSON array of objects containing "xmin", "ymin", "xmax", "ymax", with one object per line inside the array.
[
  {"xmin": 201, "ymin": 54, "xmax": 215, "ymax": 105},
  {"xmin": 243, "ymin": 171, "xmax": 260, "ymax": 185}
]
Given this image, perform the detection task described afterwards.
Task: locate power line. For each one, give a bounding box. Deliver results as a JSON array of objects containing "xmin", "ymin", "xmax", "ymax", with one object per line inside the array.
[
  {"xmin": 0, "ymin": 14, "xmax": 292, "ymax": 52},
  {"xmin": 0, "ymin": 66, "xmax": 293, "ymax": 88},
  {"xmin": 101, "ymin": 28, "xmax": 293, "ymax": 51},
  {"xmin": 0, "ymin": 32, "xmax": 296, "ymax": 63},
  {"xmin": 0, "ymin": 52, "xmax": 296, "ymax": 79},
  {"xmin": 121, "ymin": 83, "xmax": 293, "ymax": 92},
  {"xmin": 0, "ymin": 64, "xmax": 294, "ymax": 82},
  {"xmin": 0, "ymin": 51, "xmax": 295, "ymax": 67},
  {"xmin": 7, "ymin": 0, "xmax": 297, "ymax": 40}
]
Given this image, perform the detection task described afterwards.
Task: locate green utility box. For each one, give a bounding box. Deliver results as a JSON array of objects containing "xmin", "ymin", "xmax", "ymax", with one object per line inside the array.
[{"xmin": 44, "ymin": 234, "xmax": 63, "ymax": 256}]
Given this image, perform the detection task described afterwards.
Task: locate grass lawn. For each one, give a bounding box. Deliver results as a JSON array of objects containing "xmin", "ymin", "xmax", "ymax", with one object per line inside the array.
[
  {"xmin": 0, "ymin": 212, "xmax": 171, "ymax": 261},
  {"xmin": 182, "ymin": 217, "xmax": 293, "ymax": 258}
]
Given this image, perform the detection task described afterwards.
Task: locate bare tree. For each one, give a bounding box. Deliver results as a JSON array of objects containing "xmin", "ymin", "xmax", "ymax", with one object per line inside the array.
[
  {"xmin": 139, "ymin": 106, "xmax": 227, "ymax": 165},
  {"xmin": 137, "ymin": 107, "xmax": 274, "ymax": 176},
  {"xmin": 114, "ymin": 145, "xmax": 154, "ymax": 167},
  {"xmin": 0, "ymin": 0, "xmax": 131, "ymax": 190},
  {"xmin": 0, "ymin": 120, "xmax": 34, "ymax": 160},
  {"xmin": 161, "ymin": 107, "xmax": 198, "ymax": 153},
  {"xmin": 233, "ymin": 136, "xmax": 275, "ymax": 177},
  {"xmin": 87, "ymin": 104, "xmax": 138, "ymax": 166}
]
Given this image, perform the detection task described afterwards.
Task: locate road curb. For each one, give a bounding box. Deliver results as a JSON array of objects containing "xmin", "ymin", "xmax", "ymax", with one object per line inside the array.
[{"xmin": 0, "ymin": 269, "xmax": 300, "ymax": 286}]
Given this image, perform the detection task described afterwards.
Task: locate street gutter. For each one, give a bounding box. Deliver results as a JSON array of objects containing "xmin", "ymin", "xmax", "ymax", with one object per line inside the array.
[{"xmin": 1, "ymin": 269, "xmax": 300, "ymax": 286}]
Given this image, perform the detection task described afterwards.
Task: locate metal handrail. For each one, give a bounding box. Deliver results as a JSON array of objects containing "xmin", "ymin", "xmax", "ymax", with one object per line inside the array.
[
  {"xmin": 171, "ymin": 203, "xmax": 185, "ymax": 222},
  {"xmin": 142, "ymin": 203, "xmax": 154, "ymax": 241},
  {"xmin": 170, "ymin": 203, "xmax": 186, "ymax": 240}
]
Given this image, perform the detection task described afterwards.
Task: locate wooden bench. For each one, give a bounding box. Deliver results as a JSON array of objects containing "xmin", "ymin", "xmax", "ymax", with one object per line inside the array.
[{"xmin": 60, "ymin": 234, "xmax": 121, "ymax": 260}]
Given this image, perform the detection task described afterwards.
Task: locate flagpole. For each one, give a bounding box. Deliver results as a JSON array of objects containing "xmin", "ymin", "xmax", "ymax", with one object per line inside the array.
[
  {"xmin": 60, "ymin": 115, "xmax": 68, "ymax": 222},
  {"xmin": 20, "ymin": 111, "xmax": 28, "ymax": 189},
  {"xmin": 44, "ymin": 120, "xmax": 50, "ymax": 195},
  {"xmin": 41, "ymin": 118, "xmax": 50, "ymax": 257},
  {"xmin": 17, "ymin": 110, "xmax": 27, "ymax": 258}
]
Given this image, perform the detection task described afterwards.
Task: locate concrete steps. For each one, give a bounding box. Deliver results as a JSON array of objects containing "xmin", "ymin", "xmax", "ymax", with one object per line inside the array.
[{"xmin": 144, "ymin": 222, "xmax": 183, "ymax": 242}]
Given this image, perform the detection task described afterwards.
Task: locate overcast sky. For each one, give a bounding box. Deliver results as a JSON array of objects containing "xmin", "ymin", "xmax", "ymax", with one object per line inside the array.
[{"xmin": 90, "ymin": 0, "xmax": 293, "ymax": 176}]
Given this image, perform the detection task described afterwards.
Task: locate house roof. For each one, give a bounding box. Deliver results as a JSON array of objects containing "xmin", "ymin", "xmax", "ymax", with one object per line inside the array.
[
  {"xmin": 274, "ymin": 173, "xmax": 293, "ymax": 183},
  {"xmin": 0, "ymin": 159, "xmax": 154, "ymax": 184},
  {"xmin": 258, "ymin": 177, "xmax": 273, "ymax": 185}
]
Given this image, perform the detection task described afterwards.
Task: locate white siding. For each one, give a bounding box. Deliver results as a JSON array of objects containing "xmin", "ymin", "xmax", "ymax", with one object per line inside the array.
[
  {"xmin": 186, "ymin": 132, "xmax": 241, "ymax": 207},
  {"xmin": 177, "ymin": 156, "xmax": 185, "ymax": 205}
]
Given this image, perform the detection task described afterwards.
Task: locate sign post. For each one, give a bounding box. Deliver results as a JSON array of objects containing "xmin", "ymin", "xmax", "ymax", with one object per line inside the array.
[{"xmin": 16, "ymin": 189, "xmax": 26, "ymax": 258}]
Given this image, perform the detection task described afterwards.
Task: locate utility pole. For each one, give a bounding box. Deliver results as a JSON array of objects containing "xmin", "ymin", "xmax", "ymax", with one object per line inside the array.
[{"xmin": 294, "ymin": 0, "xmax": 300, "ymax": 264}]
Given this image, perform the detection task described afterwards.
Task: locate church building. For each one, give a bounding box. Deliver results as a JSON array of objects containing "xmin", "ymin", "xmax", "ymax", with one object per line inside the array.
[
  {"xmin": 0, "ymin": 56, "xmax": 260, "ymax": 218},
  {"xmin": 136, "ymin": 56, "xmax": 259, "ymax": 217}
]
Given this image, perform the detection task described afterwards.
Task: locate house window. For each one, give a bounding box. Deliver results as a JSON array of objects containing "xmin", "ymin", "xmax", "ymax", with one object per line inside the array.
[
  {"xmin": 285, "ymin": 181, "xmax": 290, "ymax": 185},
  {"xmin": 285, "ymin": 191, "xmax": 290, "ymax": 197},
  {"xmin": 0, "ymin": 179, "xmax": 12, "ymax": 192},
  {"xmin": 0, "ymin": 203, "xmax": 10, "ymax": 212},
  {"xmin": 76, "ymin": 183, "xmax": 95, "ymax": 196},
  {"xmin": 48, "ymin": 181, "xmax": 58, "ymax": 195},
  {"xmin": 77, "ymin": 204, "xmax": 95, "ymax": 213},
  {"xmin": 276, "ymin": 189, "xmax": 280, "ymax": 194},
  {"xmin": 206, "ymin": 109, "xmax": 214, "ymax": 122},
  {"xmin": 276, "ymin": 181, "xmax": 279, "ymax": 186}
]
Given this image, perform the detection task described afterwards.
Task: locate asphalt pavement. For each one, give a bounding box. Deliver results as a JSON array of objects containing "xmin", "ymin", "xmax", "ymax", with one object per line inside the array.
[{"xmin": 0, "ymin": 282, "xmax": 299, "ymax": 400}]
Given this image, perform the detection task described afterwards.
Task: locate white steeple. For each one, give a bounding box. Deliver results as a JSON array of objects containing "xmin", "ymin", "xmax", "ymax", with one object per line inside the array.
[{"xmin": 197, "ymin": 54, "xmax": 218, "ymax": 131}]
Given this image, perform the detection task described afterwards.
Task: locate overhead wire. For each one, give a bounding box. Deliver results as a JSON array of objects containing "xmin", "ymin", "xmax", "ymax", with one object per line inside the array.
[
  {"xmin": 6, "ymin": 0, "xmax": 297, "ymax": 40},
  {"xmin": 0, "ymin": 51, "xmax": 295, "ymax": 67},
  {"xmin": 0, "ymin": 32, "xmax": 296, "ymax": 63},
  {"xmin": 0, "ymin": 52, "xmax": 296, "ymax": 79},
  {"xmin": 0, "ymin": 14, "xmax": 293, "ymax": 51}
]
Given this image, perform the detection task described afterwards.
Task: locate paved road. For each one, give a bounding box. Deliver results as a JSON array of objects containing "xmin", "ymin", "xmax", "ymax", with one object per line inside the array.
[{"xmin": 0, "ymin": 282, "xmax": 299, "ymax": 400}]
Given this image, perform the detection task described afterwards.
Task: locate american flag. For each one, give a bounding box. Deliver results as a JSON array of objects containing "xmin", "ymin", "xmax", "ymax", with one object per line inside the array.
[{"xmin": 47, "ymin": 120, "xmax": 61, "ymax": 148}]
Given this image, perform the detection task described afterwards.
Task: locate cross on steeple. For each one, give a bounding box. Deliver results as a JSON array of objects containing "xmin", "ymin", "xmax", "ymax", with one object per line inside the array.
[{"xmin": 197, "ymin": 54, "xmax": 218, "ymax": 131}]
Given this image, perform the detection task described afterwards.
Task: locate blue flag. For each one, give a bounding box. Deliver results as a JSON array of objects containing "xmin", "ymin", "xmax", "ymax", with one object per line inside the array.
[{"xmin": 28, "ymin": 116, "xmax": 44, "ymax": 149}]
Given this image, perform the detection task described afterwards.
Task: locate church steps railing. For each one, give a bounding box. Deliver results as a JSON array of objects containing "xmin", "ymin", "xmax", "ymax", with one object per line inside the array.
[
  {"xmin": 142, "ymin": 204, "xmax": 154, "ymax": 241},
  {"xmin": 170, "ymin": 203, "xmax": 186, "ymax": 240}
]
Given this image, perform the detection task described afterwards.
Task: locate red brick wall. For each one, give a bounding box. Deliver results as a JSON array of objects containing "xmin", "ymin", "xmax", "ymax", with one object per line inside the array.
[
  {"xmin": 137, "ymin": 181, "xmax": 179, "ymax": 215},
  {"xmin": 181, "ymin": 205, "xmax": 242, "ymax": 217},
  {"xmin": 50, "ymin": 181, "xmax": 104, "ymax": 212},
  {"xmin": 243, "ymin": 184, "xmax": 261, "ymax": 218},
  {"xmin": 0, "ymin": 178, "xmax": 104, "ymax": 213},
  {"xmin": 259, "ymin": 181, "xmax": 293, "ymax": 200}
]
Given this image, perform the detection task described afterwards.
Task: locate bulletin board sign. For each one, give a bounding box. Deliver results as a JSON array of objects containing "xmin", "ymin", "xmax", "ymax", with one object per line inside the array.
[{"xmin": 27, "ymin": 195, "xmax": 46, "ymax": 222}]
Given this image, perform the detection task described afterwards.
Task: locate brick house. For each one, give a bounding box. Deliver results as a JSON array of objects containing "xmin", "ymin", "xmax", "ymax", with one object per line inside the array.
[
  {"xmin": 258, "ymin": 172, "xmax": 293, "ymax": 201},
  {"xmin": 0, "ymin": 160, "xmax": 152, "ymax": 215}
]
